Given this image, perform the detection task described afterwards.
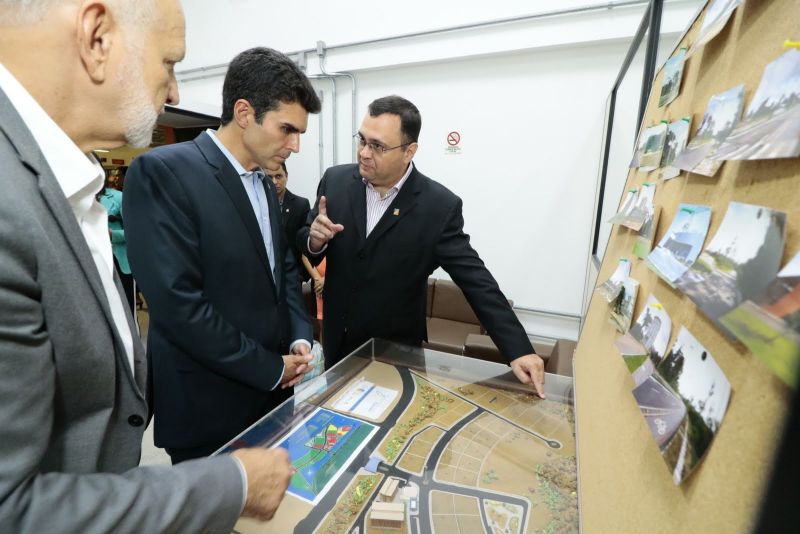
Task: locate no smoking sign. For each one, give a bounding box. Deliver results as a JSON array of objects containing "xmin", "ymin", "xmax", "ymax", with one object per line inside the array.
[{"xmin": 445, "ymin": 131, "xmax": 462, "ymax": 155}]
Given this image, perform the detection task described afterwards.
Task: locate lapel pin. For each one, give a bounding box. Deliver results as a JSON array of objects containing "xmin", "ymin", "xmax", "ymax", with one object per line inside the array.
[{"xmin": 393, "ymin": 208, "xmax": 400, "ymax": 216}]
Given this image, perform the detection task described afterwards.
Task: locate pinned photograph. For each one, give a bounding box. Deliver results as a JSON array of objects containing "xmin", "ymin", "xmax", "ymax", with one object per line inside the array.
[
  {"xmin": 686, "ymin": 0, "xmax": 744, "ymax": 58},
  {"xmin": 638, "ymin": 122, "xmax": 668, "ymax": 171},
  {"xmin": 616, "ymin": 294, "xmax": 673, "ymax": 385},
  {"xmin": 651, "ymin": 327, "xmax": 731, "ymax": 485},
  {"xmin": 647, "ymin": 204, "xmax": 712, "ymax": 286},
  {"xmin": 659, "ymin": 49, "xmax": 687, "ymax": 107},
  {"xmin": 622, "ymin": 182, "xmax": 656, "ymax": 232},
  {"xmin": 610, "ymin": 277, "xmax": 640, "ymax": 334},
  {"xmin": 633, "ymin": 205, "xmax": 661, "ymax": 260},
  {"xmin": 720, "ymin": 251, "xmax": 800, "ymax": 387},
  {"xmin": 596, "ymin": 257, "xmax": 632, "ymax": 303},
  {"xmin": 660, "ymin": 118, "xmax": 692, "ymax": 180},
  {"xmin": 672, "ymin": 85, "xmax": 745, "ymax": 177},
  {"xmin": 632, "ymin": 374, "xmax": 686, "ymax": 451},
  {"xmin": 608, "ymin": 188, "xmax": 638, "ymax": 225},
  {"xmin": 615, "ymin": 333, "xmax": 652, "ymax": 387},
  {"xmin": 713, "ymin": 49, "xmax": 800, "ymax": 161},
  {"xmin": 629, "ymin": 295, "xmax": 672, "ymax": 365},
  {"xmin": 676, "ymin": 202, "xmax": 787, "ymax": 339}
]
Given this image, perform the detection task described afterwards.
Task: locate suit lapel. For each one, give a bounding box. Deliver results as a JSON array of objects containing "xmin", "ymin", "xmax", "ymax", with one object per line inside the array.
[
  {"xmin": 364, "ymin": 168, "xmax": 422, "ymax": 246},
  {"xmin": 0, "ymin": 88, "xmax": 143, "ymax": 397},
  {"xmin": 194, "ymin": 134, "xmax": 275, "ymax": 288},
  {"xmin": 348, "ymin": 171, "xmax": 367, "ymax": 246}
]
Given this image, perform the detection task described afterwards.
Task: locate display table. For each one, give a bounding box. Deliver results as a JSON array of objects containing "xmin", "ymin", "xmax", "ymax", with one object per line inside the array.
[{"xmin": 218, "ymin": 339, "xmax": 578, "ymax": 534}]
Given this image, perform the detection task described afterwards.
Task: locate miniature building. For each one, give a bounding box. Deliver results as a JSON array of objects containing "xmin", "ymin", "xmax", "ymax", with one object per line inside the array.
[
  {"xmin": 369, "ymin": 502, "xmax": 405, "ymax": 530},
  {"xmin": 379, "ymin": 477, "xmax": 400, "ymax": 502}
]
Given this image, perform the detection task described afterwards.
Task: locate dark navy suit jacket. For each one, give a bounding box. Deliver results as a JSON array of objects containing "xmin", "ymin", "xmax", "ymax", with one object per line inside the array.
[{"xmin": 125, "ymin": 132, "xmax": 311, "ymax": 452}]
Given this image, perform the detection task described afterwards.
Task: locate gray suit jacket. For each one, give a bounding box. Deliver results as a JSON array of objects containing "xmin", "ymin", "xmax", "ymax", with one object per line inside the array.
[{"xmin": 0, "ymin": 89, "xmax": 244, "ymax": 532}]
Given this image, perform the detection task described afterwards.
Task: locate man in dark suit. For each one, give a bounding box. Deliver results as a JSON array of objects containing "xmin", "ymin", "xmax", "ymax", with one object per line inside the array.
[
  {"xmin": 270, "ymin": 162, "xmax": 312, "ymax": 282},
  {"xmin": 300, "ymin": 95, "xmax": 546, "ymax": 397},
  {"xmin": 0, "ymin": 2, "xmax": 293, "ymax": 530},
  {"xmin": 125, "ymin": 47, "xmax": 321, "ymax": 463}
]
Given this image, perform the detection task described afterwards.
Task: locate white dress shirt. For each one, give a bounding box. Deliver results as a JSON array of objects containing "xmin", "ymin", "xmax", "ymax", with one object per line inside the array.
[
  {"xmin": 309, "ymin": 162, "xmax": 414, "ymax": 255},
  {"xmin": 0, "ymin": 63, "xmax": 135, "ymax": 373},
  {"xmin": 364, "ymin": 162, "xmax": 413, "ymax": 235}
]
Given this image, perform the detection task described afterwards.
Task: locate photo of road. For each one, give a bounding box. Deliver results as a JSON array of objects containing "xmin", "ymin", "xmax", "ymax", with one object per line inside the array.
[
  {"xmin": 672, "ymin": 84, "xmax": 744, "ymax": 176},
  {"xmin": 713, "ymin": 49, "xmax": 800, "ymax": 160},
  {"xmin": 656, "ymin": 328, "xmax": 731, "ymax": 485},
  {"xmin": 686, "ymin": 0, "xmax": 743, "ymax": 58},
  {"xmin": 675, "ymin": 202, "xmax": 786, "ymax": 339}
]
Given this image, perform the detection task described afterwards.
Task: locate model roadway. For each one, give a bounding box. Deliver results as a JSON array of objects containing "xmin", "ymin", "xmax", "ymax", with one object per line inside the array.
[{"xmin": 294, "ymin": 366, "xmax": 559, "ymax": 534}]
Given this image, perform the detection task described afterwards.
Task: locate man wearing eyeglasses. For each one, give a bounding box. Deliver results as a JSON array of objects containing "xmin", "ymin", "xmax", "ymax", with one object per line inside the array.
[{"xmin": 299, "ymin": 95, "xmax": 546, "ymax": 397}]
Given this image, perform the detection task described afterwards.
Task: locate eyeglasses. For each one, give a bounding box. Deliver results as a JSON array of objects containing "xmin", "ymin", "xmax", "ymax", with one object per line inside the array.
[{"xmin": 353, "ymin": 133, "xmax": 411, "ymax": 155}]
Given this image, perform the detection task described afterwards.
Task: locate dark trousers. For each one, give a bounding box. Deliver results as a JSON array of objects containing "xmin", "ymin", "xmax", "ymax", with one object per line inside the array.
[{"xmin": 113, "ymin": 256, "xmax": 136, "ymax": 315}]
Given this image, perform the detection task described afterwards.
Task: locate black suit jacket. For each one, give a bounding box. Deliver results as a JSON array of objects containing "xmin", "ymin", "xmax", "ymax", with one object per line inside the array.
[
  {"xmin": 280, "ymin": 188, "xmax": 310, "ymax": 279},
  {"xmin": 124, "ymin": 132, "xmax": 312, "ymax": 452},
  {"xmin": 299, "ymin": 163, "xmax": 533, "ymax": 367}
]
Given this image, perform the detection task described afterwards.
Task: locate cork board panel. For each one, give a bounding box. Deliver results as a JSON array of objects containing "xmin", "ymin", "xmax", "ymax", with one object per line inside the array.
[{"xmin": 575, "ymin": 1, "xmax": 799, "ymax": 532}]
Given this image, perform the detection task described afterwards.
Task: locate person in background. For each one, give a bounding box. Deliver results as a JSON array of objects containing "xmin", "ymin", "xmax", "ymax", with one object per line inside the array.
[
  {"xmin": 98, "ymin": 169, "xmax": 135, "ymax": 313},
  {"xmin": 300, "ymin": 95, "xmax": 546, "ymax": 397},
  {"xmin": 269, "ymin": 162, "xmax": 311, "ymax": 280},
  {"xmin": 0, "ymin": 1, "xmax": 294, "ymax": 530},
  {"xmin": 269, "ymin": 162, "xmax": 326, "ymax": 329}
]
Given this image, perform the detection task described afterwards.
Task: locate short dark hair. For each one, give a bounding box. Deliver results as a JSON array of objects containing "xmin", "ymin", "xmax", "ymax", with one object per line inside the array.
[
  {"xmin": 367, "ymin": 95, "xmax": 421, "ymax": 144},
  {"xmin": 220, "ymin": 47, "xmax": 321, "ymax": 125},
  {"xmin": 280, "ymin": 161, "xmax": 287, "ymax": 174}
]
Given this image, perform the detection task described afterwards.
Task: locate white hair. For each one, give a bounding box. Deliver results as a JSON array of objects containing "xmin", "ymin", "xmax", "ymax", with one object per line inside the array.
[
  {"xmin": 0, "ymin": 0, "xmax": 156, "ymax": 27},
  {"xmin": 115, "ymin": 44, "xmax": 159, "ymax": 148}
]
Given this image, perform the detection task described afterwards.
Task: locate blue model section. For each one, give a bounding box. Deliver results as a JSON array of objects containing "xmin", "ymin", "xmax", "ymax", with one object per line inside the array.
[{"xmin": 278, "ymin": 408, "xmax": 374, "ymax": 502}]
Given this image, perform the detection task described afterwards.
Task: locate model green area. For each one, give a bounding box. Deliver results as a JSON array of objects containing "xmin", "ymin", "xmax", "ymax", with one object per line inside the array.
[
  {"xmin": 323, "ymin": 475, "xmax": 381, "ymax": 534},
  {"xmin": 383, "ymin": 375, "xmax": 454, "ymax": 462},
  {"xmin": 534, "ymin": 457, "xmax": 579, "ymax": 534}
]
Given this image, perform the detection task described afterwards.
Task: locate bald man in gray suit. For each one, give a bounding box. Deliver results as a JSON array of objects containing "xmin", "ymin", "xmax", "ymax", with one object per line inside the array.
[{"xmin": 0, "ymin": 1, "xmax": 292, "ymax": 531}]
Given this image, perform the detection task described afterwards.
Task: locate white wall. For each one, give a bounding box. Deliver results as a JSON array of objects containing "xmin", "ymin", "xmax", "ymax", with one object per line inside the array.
[{"xmin": 173, "ymin": 0, "xmax": 702, "ymax": 340}]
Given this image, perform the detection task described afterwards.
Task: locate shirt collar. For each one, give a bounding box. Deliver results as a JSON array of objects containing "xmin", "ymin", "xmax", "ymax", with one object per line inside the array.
[
  {"xmin": 0, "ymin": 62, "xmax": 104, "ymax": 211},
  {"xmin": 363, "ymin": 161, "xmax": 414, "ymax": 193},
  {"xmin": 204, "ymin": 128, "xmax": 263, "ymax": 179}
]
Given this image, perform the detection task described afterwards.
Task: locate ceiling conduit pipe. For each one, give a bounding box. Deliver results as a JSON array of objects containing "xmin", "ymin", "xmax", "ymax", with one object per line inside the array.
[
  {"xmin": 176, "ymin": 0, "xmax": 649, "ymax": 81},
  {"xmin": 316, "ymin": 41, "xmax": 358, "ymax": 164}
]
